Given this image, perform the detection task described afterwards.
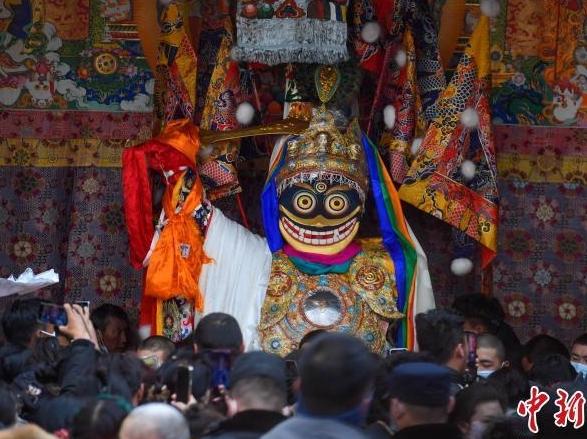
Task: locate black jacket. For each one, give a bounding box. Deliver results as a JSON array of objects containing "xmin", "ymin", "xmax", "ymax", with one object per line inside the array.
[
  {"xmin": 204, "ymin": 409, "xmax": 287, "ymax": 439},
  {"xmin": 57, "ymin": 339, "xmax": 100, "ymax": 396},
  {"xmin": 393, "ymin": 423, "xmax": 463, "ymax": 439},
  {"xmin": 0, "ymin": 343, "xmax": 33, "ymax": 383},
  {"xmin": 28, "ymin": 339, "xmax": 99, "ymax": 426}
]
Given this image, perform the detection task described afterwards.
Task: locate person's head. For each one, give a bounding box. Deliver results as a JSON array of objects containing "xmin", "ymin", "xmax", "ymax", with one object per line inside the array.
[
  {"xmin": 91, "ymin": 304, "xmax": 130, "ymax": 353},
  {"xmin": 521, "ymin": 334, "xmax": 569, "ymax": 373},
  {"xmin": 477, "ymin": 334, "xmax": 508, "ymax": 379},
  {"xmin": 298, "ymin": 333, "xmax": 377, "ymax": 417},
  {"xmin": 35, "ymin": 395, "xmax": 86, "ymax": 434},
  {"xmin": 388, "ymin": 362, "xmax": 454, "ymax": 430},
  {"xmin": 33, "ymin": 333, "xmax": 62, "ymax": 365},
  {"xmin": 137, "ymin": 336, "xmax": 175, "ymax": 369},
  {"xmin": 100, "ymin": 353, "xmax": 147, "ymax": 406},
  {"xmin": 452, "ymin": 294, "xmax": 505, "ymax": 334},
  {"xmin": 193, "ymin": 313, "xmax": 243, "ymax": 353},
  {"xmin": 486, "ymin": 367, "xmax": 530, "ymax": 410},
  {"xmin": 226, "ymin": 351, "xmax": 287, "ymax": 416},
  {"xmin": 184, "ymin": 404, "xmax": 226, "ymax": 439},
  {"xmin": 299, "ymin": 329, "xmax": 327, "ymax": 350},
  {"xmin": 2, "ymin": 298, "xmax": 42, "ymax": 348},
  {"xmin": 0, "ymin": 425, "xmax": 59, "ymax": 439},
  {"xmin": 482, "ymin": 415, "xmax": 534, "ymax": 439},
  {"xmin": 450, "ymin": 382, "xmax": 506, "ymax": 437},
  {"xmin": 529, "ymin": 353, "xmax": 576, "ymax": 387},
  {"xmin": 570, "ymin": 333, "xmax": 587, "ymax": 376},
  {"xmin": 367, "ymin": 351, "xmax": 435, "ymax": 426},
  {"xmin": 70, "ymin": 397, "xmax": 130, "ymax": 439},
  {"xmin": 416, "ymin": 309, "xmax": 466, "ymax": 373},
  {"xmin": 157, "ymin": 351, "xmax": 212, "ymax": 401},
  {"xmin": 119, "ymin": 403, "xmax": 189, "ymax": 439},
  {"xmin": 0, "ymin": 384, "xmax": 16, "ymax": 430}
]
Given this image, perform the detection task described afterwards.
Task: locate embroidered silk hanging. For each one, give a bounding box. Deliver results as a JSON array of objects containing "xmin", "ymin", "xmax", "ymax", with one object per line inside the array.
[{"xmin": 398, "ymin": 16, "xmax": 499, "ymax": 268}]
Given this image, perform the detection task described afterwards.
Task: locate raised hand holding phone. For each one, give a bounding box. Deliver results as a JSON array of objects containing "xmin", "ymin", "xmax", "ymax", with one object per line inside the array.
[{"xmin": 58, "ymin": 304, "xmax": 98, "ymax": 348}]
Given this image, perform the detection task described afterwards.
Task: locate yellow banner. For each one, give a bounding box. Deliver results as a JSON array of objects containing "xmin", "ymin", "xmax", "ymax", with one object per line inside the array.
[
  {"xmin": 0, "ymin": 138, "xmax": 137, "ymax": 167},
  {"xmin": 497, "ymin": 154, "xmax": 587, "ymax": 184}
]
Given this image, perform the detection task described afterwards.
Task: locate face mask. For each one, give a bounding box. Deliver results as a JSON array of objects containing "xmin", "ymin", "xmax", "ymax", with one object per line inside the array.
[
  {"xmin": 477, "ymin": 370, "xmax": 495, "ymax": 380},
  {"xmin": 571, "ymin": 361, "xmax": 587, "ymax": 377}
]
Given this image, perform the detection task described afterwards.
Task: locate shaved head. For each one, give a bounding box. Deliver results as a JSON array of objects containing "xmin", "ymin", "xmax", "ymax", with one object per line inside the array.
[{"xmin": 119, "ymin": 403, "xmax": 189, "ymax": 439}]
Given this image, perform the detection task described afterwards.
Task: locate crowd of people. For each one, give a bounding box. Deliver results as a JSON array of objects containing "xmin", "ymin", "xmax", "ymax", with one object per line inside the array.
[{"xmin": 0, "ymin": 294, "xmax": 586, "ymax": 439}]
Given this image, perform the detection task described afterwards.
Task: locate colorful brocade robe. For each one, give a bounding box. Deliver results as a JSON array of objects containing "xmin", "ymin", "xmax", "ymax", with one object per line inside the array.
[
  {"xmin": 259, "ymin": 238, "xmax": 403, "ymax": 356},
  {"xmin": 152, "ymin": 207, "xmax": 426, "ymax": 353}
]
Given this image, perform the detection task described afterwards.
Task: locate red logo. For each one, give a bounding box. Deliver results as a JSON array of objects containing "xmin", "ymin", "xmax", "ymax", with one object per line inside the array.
[
  {"xmin": 517, "ymin": 386, "xmax": 587, "ymax": 433},
  {"xmin": 553, "ymin": 388, "xmax": 586, "ymax": 429},
  {"xmin": 517, "ymin": 386, "xmax": 550, "ymax": 433}
]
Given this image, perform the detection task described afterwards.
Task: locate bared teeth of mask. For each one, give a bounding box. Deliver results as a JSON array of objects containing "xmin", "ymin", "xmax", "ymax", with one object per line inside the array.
[
  {"xmin": 326, "ymin": 238, "xmax": 334, "ymax": 244},
  {"xmin": 319, "ymin": 239, "xmax": 327, "ymax": 245}
]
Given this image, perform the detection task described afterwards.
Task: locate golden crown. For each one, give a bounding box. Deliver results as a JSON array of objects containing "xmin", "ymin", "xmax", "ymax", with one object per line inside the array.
[{"xmin": 276, "ymin": 108, "xmax": 368, "ymax": 201}]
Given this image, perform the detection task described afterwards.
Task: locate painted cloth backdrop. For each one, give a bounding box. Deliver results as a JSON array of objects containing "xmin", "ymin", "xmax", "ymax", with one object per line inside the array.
[
  {"xmin": 0, "ymin": 0, "xmax": 152, "ymax": 322},
  {"xmin": 0, "ymin": 0, "xmax": 586, "ymax": 345},
  {"xmin": 490, "ymin": 0, "xmax": 587, "ymax": 344},
  {"xmin": 494, "ymin": 126, "xmax": 587, "ymax": 344}
]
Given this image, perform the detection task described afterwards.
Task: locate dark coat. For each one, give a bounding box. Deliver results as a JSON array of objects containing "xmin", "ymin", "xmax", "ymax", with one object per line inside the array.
[
  {"xmin": 30, "ymin": 339, "xmax": 100, "ymax": 431},
  {"xmin": 0, "ymin": 343, "xmax": 33, "ymax": 383},
  {"xmin": 393, "ymin": 423, "xmax": 463, "ymax": 439},
  {"xmin": 204, "ymin": 410, "xmax": 287, "ymax": 439},
  {"xmin": 261, "ymin": 416, "xmax": 367, "ymax": 439}
]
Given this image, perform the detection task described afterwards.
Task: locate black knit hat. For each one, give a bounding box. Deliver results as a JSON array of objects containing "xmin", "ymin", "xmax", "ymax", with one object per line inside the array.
[
  {"xmin": 194, "ymin": 313, "xmax": 243, "ymax": 351},
  {"xmin": 229, "ymin": 351, "xmax": 286, "ymax": 390},
  {"xmin": 388, "ymin": 362, "xmax": 452, "ymax": 407}
]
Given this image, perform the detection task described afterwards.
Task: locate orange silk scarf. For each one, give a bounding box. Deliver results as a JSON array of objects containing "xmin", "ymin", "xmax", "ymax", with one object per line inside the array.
[{"xmin": 144, "ymin": 174, "xmax": 211, "ymax": 312}]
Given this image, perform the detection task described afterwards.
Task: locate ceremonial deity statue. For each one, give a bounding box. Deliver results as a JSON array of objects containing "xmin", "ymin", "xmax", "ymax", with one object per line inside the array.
[
  {"xmin": 259, "ymin": 109, "xmax": 414, "ymax": 355},
  {"xmin": 123, "ymin": 67, "xmax": 434, "ymax": 355}
]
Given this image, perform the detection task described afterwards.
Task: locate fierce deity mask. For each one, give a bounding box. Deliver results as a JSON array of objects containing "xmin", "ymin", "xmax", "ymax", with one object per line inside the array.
[{"xmin": 276, "ymin": 109, "xmax": 368, "ymax": 255}]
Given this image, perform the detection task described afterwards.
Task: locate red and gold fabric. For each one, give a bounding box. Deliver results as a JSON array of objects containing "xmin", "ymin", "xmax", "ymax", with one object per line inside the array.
[
  {"xmin": 198, "ymin": 17, "xmax": 242, "ymax": 200},
  {"xmin": 399, "ymin": 16, "xmax": 499, "ymax": 267},
  {"xmin": 380, "ymin": 30, "xmax": 428, "ymax": 183},
  {"xmin": 153, "ymin": 1, "xmax": 198, "ymax": 127}
]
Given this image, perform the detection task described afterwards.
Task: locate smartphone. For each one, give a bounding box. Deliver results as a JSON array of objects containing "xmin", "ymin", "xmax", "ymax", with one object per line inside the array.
[
  {"xmin": 207, "ymin": 350, "xmax": 232, "ymax": 388},
  {"xmin": 465, "ymin": 331, "xmax": 478, "ymax": 370},
  {"xmin": 38, "ymin": 302, "xmax": 68, "ymax": 326},
  {"xmin": 75, "ymin": 300, "xmax": 90, "ymax": 311},
  {"xmin": 463, "ymin": 331, "xmax": 478, "ymax": 385},
  {"xmin": 205, "ymin": 350, "xmax": 232, "ymax": 415},
  {"xmin": 176, "ymin": 365, "xmax": 193, "ymax": 404}
]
